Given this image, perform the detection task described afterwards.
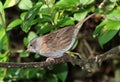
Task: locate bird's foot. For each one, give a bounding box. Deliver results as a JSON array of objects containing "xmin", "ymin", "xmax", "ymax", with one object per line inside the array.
[{"xmin": 46, "ymin": 57, "xmax": 55, "ymax": 63}]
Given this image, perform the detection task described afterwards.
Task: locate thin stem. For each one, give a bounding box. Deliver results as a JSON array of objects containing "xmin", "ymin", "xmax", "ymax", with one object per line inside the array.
[
  {"xmin": 98, "ymin": 0, "xmax": 107, "ymax": 8},
  {"xmin": 45, "ymin": 0, "xmax": 56, "ymax": 26},
  {"xmin": 0, "ymin": 12, "xmax": 6, "ymax": 28}
]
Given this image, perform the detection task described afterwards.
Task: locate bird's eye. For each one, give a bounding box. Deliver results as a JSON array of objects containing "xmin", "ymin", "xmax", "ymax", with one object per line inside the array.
[
  {"xmin": 29, "ymin": 43, "xmax": 36, "ymax": 49},
  {"xmin": 29, "ymin": 38, "xmax": 36, "ymax": 49},
  {"xmin": 30, "ymin": 44, "xmax": 33, "ymax": 47}
]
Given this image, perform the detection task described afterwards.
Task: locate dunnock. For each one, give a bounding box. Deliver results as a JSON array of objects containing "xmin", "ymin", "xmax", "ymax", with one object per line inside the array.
[{"xmin": 27, "ymin": 13, "xmax": 95, "ymax": 59}]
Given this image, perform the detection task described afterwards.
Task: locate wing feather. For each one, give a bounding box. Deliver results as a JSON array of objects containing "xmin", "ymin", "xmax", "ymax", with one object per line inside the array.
[{"xmin": 40, "ymin": 26, "xmax": 74, "ymax": 53}]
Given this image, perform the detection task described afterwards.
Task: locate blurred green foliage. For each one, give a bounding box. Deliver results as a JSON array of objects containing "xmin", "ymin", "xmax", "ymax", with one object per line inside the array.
[{"xmin": 0, "ymin": 0, "xmax": 120, "ymax": 81}]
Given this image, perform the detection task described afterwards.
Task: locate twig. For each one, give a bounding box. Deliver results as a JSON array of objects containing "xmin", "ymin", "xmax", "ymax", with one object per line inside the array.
[
  {"xmin": 83, "ymin": 39, "xmax": 94, "ymax": 58},
  {"xmin": 98, "ymin": 0, "xmax": 107, "ymax": 8},
  {"xmin": 0, "ymin": 45, "xmax": 120, "ymax": 68}
]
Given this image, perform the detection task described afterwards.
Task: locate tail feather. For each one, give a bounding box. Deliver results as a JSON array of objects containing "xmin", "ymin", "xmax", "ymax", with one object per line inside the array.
[
  {"xmin": 75, "ymin": 13, "xmax": 95, "ymax": 29},
  {"xmin": 73, "ymin": 13, "xmax": 95, "ymax": 37}
]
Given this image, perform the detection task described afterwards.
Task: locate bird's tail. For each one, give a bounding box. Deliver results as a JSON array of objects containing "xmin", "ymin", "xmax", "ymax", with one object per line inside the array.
[
  {"xmin": 73, "ymin": 13, "xmax": 95, "ymax": 37},
  {"xmin": 75, "ymin": 13, "xmax": 95, "ymax": 29}
]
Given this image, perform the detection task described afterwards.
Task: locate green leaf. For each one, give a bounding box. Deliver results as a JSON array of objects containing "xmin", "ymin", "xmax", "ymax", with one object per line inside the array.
[
  {"xmin": 80, "ymin": 0, "xmax": 94, "ymax": 5},
  {"xmin": 52, "ymin": 10, "xmax": 59, "ymax": 24},
  {"xmin": 107, "ymin": 14, "xmax": 120, "ymax": 21},
  {"xmin": 23, "ymin": 37, "xmax": 28, "ymax": 46},
  {"xmin": 20, "ymin": 51, "xmax": 29, "ymax": 57},
  {"xmin": 110, "ymin": 8, "xmax": 120, "ymax": 14},
  {"xmin": 0, "ymin": 50, "xmax": 9, "ymax": 61},
  {"xmin": 0, "ymin": 50, "xmax": 10, "ymax": 61},
  {"xmin": 93, "ymin": 19, "xmax": 107, "ymax": 38},
  {"xmin": 98, "ymin": 20, "xmax": 120, "ymax": 48},
  {"xmin": 7, "ymin": 19, "xmax": 22, "ymax": 31},
  {"xmin": 74, "ymin": 11, "xmax": 88, "ymax": 21},
  {"xmin": 20, "ymin": 1, "xmax": 43, "ymax": 33},
  {"xmin": 18, "ymin": 0, "xmax": 32, "ymax": 10},
  {"xmin": 56, "ymin": 0, "xmax": 79, "ymax": 9},
  {"xmin": 0, "ymin": 2, "xmax": 5, "ymax": 26},
  {"xmin": 28, "ymin": 31, "xmax": 37, "ymax": 42},
  {"xmin": 53, "ymin": 63, "xmax": 68, "ymax": 82},
  {"xmin": 0, "ymin": 73, "xmax": 5, "ymax": 82},
  {"xmin": 21, "ymin": 8, "xmax": 39, "ymax": 32},
  {"xmin": 4, "ymin": 0, "xmax": 19, "ymax": 8},
  {"xmin": 40, "ymin": 15, "xmax": 52, "ymax": 23},
  {"xmin": 20, "ymin": 12, "xmax": 27, "ymax": 20},
  {"xmin": 46, "ymin": 0, "xmax": 55, "ymax": 6},
  {"xmin": 93, "ymin": 10, "xmax": 120, "ymax": 47},
  {"xmin": 0, "ymin": 25, "xmax": 5, "ymax": 40},
  {"xmin": 110, "ymin": 0, "xmax": 118, "ymax": 2},
  {"xmin": 34, "ymin": 54, "xmax": 40, "ymax": 58},
  {"xmin": 37, "ymin": 24, "xmax": 54, "ymax": 35},
  {"xmin": 57, "ymin": 17, "xmax": 74, "ymax": 27},
  {"xmin": 0, "ymin": 35, "xmax": 8, "ymax": 50},
  {"xmin": 40, "ymin": 6, "xmax": 51, "ymax": 15}
]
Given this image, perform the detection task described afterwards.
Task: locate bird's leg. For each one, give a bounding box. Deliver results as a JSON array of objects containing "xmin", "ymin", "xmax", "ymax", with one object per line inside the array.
[
  {"xmin": 66, "ymin": 51, "xmax": 80, "ymax": 56},
  {"xmin": 46, "ymin": 57, "xmax": 55, "ymax": 63},
  {"xmin": 66, "ymin": 51, "xmax": 85, "ymax": 59}
]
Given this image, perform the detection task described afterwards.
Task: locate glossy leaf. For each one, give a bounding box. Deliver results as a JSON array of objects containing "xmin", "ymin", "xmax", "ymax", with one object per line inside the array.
[
  {"xmin": 93, "ymin": 9, "xmax": 120, "ymax": 47},
  {"xmin": 57, "ymin": 17, "xmax": 74, "ymax": 27},
  {"xmin": 20, "ymin": 12, "xmax": 27, "ymax": 20},
  {"xmin": 98, "ymin": 20, "xmax": 120, "ymax": 48},
  {"xmin": 93, "ymin": 19, "xmax": 107, "ymax": 38},
  {"xmin": 0, "ymin": 73, "xmax": 5, "ymax": 82},
  {"xmin": 0, "ymin": 50, "xmax": 9, "ymax": 69},
  {"xmin": 74, "ymin": 11, "xmax": 88, "ymax": 21},
  {"xmin": 0, "ymin": 50, "xmax": 9, "ymax": 58},
  {"xmin": 18, "ymin": 0, "xmax": 32, "ymax": 10},
  {"xmin": 80, "ymin": 0, "xmax": 94, "ymax": 5},
  {"xmin": 107, "ymin": 14, "xmax": 120, "ymax": 21},
  {"xmin": 21, "ymin": 8, "xmax": 39, "ymax": 32},
  {"xmin": 46, "ymin": 0, "xmax": 55, "ymax": 6},
  {"xmin": 37, "ymin": 24, "xmax": 54, "ymax": 35},
  {"xmin": 110, "ymin": 8, "xmax": 120, "ymax": 14},
  {"xmin": 0, "ymin": 2, "xmax": 5, "ymax": 26},
  {"xmin": 28, "ymin": 31, "xmax": 37, "ymax": 42},
  {"xmin": 4, "ymin": 0, "xmax": 19, "ymax": 8},
  {"xmin": 110, "ymin": 0, "xmax": 118, "ymax": 2},
  {"xmin": 7, "ymin": 19, "xmax": 22, "ymax": 31},
  {"xmin": 40, "ymin": 15, "xmax": 52, "ymax": 23},
  {"xmin": 56, "ymin": 0, "xmax": 79, "ymax": 9},
  {"xmin": 0, "ymin": 35, "xmax": 8, "ymax": 50},
  {"xmin": 21, "ymin": 2, "xmax": 42, "ymax": 32},
  {"xmin": 23, "ymin": 37, "xmax": 28, "ymax": 46},
  {"xmin": 53, "ymin": 10, "xmax": 59, "ymax": 24},
  {"xmin": 40, "ymin": 6, "xmax": 51, "ymax": 15},
  {"xmin": 0, "ymin": 25, "xmax": 5, "ymax": 40},
  {"xmin": 93, "ymin": 18, "xmax": 120, "ymax": 48}
]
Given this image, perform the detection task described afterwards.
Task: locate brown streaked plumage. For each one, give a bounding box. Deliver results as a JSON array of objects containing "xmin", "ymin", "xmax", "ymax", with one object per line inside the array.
[{"xmin": 27, "ymin": 13, "xmax": 95, "ymax": 58}]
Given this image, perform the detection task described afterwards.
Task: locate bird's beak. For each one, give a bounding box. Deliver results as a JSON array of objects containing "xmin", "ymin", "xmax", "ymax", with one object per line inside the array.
[{"xmin": 26, "ymin": 48, "xmax": 30, "ymax": 52}]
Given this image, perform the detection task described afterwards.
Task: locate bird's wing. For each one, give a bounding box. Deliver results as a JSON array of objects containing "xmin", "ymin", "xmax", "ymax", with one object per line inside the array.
[{"xmin": 40, "ymin": 26, "xmax": 74, "ymax": 53}]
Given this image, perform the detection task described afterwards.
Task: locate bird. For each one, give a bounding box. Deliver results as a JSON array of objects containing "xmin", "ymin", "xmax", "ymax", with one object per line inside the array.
[{"xmin": 27, "ymin": 13, "xmax": 95, "ymax": 59}]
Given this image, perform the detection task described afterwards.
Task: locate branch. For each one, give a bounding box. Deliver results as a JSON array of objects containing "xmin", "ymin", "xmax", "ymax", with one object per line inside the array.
[{"xmin": 0, "ymin": 45, "xmax": 120, "ymax": 68}]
